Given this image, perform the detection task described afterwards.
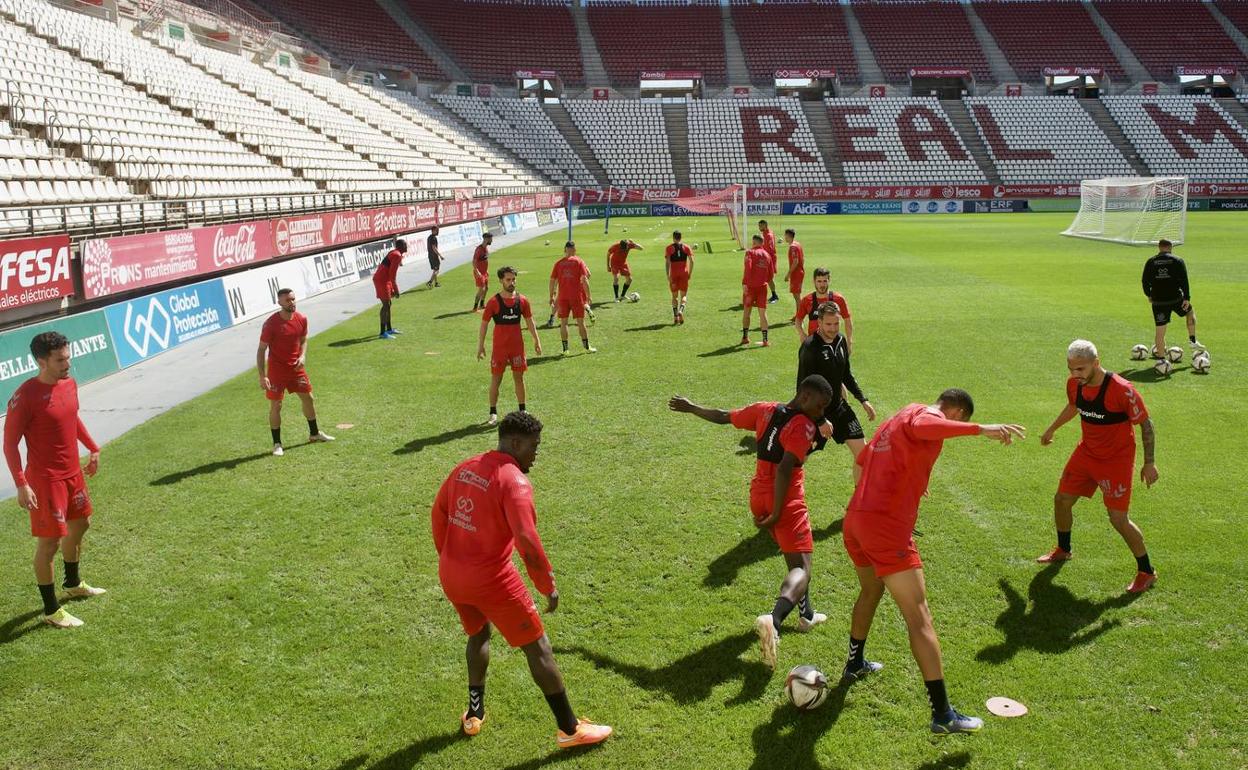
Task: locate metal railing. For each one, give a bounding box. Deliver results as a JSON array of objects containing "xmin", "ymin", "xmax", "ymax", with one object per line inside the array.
[{"xmin": 0, "ymin": 185, "xmax": 563, "ymax": 241}]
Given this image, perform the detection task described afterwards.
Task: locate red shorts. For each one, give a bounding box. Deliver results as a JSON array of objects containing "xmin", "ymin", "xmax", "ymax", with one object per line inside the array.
[
  {"xmin": 610, "ymin": 262, "xmax": 631, "ymax": 277},
  {"xmin": 491, "ymin": 344, "xmax": 527, "ymax": 375},
  {"xmin": 374, "ymin": 279, "xmax": 395, "ymax": 301},
  {"xmin": 743, "ymin": 285, "xmax": 768, "ymax": 309},
  {"xmin": 749, "ymin": 490, "xmax": 813, "ymax": 553},
  {"xmin": 556, "ymin": 297, "xmax": 585, "ymax": 319},
  {"xmin": 788, "ymin": 271, "xmax": 805, "ymax": 295},
  {"xmin": 474, "ymin": 269, "xmax": 488, "ymax": 289},
  {"xmin": 441, "ymin": 565, "xmax": 545, "ymax": 648},
  {"xmin": 669, "ymin": 272, "xmax": 689, "ymax": 293},
  {"xmin": 266, "ymin": 364, "xmax": 312, "ymax": 401},
  {"xmin": 842, "ymin": 509, "xmax": 923, "ymax": 578},
  {"xmin": 1058, "ymin": 445, "xmax": 1134, "ymax": 511},
  {"xmin": 29, "ymin": 470, "xmax": 92, "ymax": 538}
]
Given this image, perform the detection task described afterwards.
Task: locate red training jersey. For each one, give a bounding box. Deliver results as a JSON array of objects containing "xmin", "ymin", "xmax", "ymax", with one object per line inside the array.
[
  {"xmin": 847, "ymin": 404, "xmax": 980, "ymax": 532},
  {"xmin": 794, "ymin": 291, "xmax": 852, "ymax": 334},
  {"xmin": 787, "ymin": 241, "xmax": 804, "ymax": 274},
  {"xmin": 261, "ymin": 311, "xmax": 307, "ymax": 368},
  {"xmin": 608, "ymin": 241, "xmax": 639, "ymax": 270},
  {"xmin": 665, "ymin": 243, "xmax": 693, "ymax": 276},
  {"xmin": 761, "ymin": 230, "xmax": 777, "ymax": 262},
  {"xmin": 482, "ymin": 292, "xmax": 532, "ymax": 349},
  {"xmin": 1068, "ymin": 374, "xmax": 1147, "ymax": 461},
  {"xmin": 730, "ymin": 402, "xmax": 815, "ymax": 502},
  {"xmin": 743, "ymin": 248, "xmax": 774, "ymax": 288},
  {"xmin": 4, "ymin": 377, "xmax": 99, "ymax": 486},
  {"xmin": 432, "ymin": 450, "xmax": 555, "ymax": 594},
  {"xmin": 551, "ymin": 255, "xmax": 590, "ymax": 300},
  {"xmin": 373, "ymin": 248, "xmax": 403, "ymax": 289},
  {"xmin": 473, "ymin": 244, "xmax": 489, "ymax": 276}
]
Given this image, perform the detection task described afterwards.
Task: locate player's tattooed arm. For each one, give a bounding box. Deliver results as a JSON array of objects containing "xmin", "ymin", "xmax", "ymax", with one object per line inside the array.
[
  {"xmin": 668, "ymin": 396, "xmax": 730, "ymax": 424},
  {"xmin": 1140, "ymin": 418, "xmax": 1156, "ymax": 465}
]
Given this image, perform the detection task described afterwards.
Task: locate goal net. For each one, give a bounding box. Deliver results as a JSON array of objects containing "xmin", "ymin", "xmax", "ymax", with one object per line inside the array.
[
  {"xmin": 578, "ymin": 184, "xmax": 748, "ymax": 249},
  {"xmin": 1061, "ymin": 177, "xmax": 1187, "ymax": 245}
]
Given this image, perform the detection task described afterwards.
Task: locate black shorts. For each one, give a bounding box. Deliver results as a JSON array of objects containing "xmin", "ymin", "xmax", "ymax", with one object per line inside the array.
[
  {"xmin": 812, "ymin": 402, "xmax": 864, "ymax": 452},
  {"xmin": 428, "ymin": 254, "xmax": 441, "ymax": 270},
  {"xmin": 1152, "ymin": 300, "xmax": 1190, "ymax": 326}
]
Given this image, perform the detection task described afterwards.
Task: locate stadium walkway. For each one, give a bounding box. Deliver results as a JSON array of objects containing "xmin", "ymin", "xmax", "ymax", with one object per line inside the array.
[{"xmin": 0, "ymin": 221, "xmax": 570, "ymax": 501}]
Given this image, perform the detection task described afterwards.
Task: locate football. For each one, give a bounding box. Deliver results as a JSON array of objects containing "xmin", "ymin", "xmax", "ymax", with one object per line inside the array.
[
  {"xmin": 1130, "ymin": 344, "xmax": 1149, "ymax": 361},
  {"xmin": 1165, "ymin": 346, "xmax": 1183, "ymax": 363},
  {"xmin": 1192, "ymin": 351, "xmax": 1211, "ymax": 373},
  {"xmin": 1153, "ymin": 358, "xmax": 1174, "ymax": 376},
  {"xmin": 628, "ymin": 291, "xmax": 640, "ymax": 302},
  {"xmin": 785, "ymin": 665, "xmax": 829, "ymax": 711}
]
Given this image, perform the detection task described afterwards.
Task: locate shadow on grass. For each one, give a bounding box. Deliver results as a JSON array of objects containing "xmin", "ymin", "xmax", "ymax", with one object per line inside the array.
[
  {"xmin": 395, "ymin": 424, "xmax": 494, "ymax": 456},
  {"xmin": 975, "ymin": 562, "xmax": 1141, "ymax": 664},
  {"xmin": 0, "ymin": 609, "xmax": 43, "ymax": 645},
  {"xmin": 915, "ymin": 753, "xmax": 973, "ymax": 770},
  {"xmin": 698, "ymin": 343, "xmax": 754, "ymax": 358},
  {"xmin": 328, "ymin": 335, "xmax": 385, "ymax": 348},
  {"xmin": 500, "ymin": 746, "xmax": 599, "ymax": 770},
  {"xmin": 748, "ymin": 680, "xmax": 854, "ymax": 770},
  {"xmin": 557, "ymin": 631, "xmax": 770, "ymax": 706},
  {"xmin": 704, "ymin": 518, "xmax": 844, "ymax": 588},
  {"xmin": 150, "ymin": 445, "xmax": 306, "ymax": 486},
  {"xmin": 525, "ymin": 355, "xmax": 563, "ymax": 367},
  {"xmin": 434, "ymin": 310, "xmax": 480, "ymax": 320},
  {"xmin": 720, "ymin": 304, "xmax": 744, "ymax": 313},
  {"xmin": 623, "ymin": 323, "xmax": 672, "ymax": 333},
  {"xmin": 1118, "ymin": 366, "xmax": 1189, "ymax": 383},
  {"xmin": 328, "ymin": 730, "xmax": 466, "ymax": 770}
]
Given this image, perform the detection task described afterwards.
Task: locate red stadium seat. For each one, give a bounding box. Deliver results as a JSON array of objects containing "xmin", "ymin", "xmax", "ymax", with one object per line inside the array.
[
  {"xmin": 850, "ymin": 1, "xmax": 993, "ymax": 85},
  {"xmin": 730, "ymin": 2, "xmax": 859, "ymax": 86},
  {"xmin": 1094, "ymin": 1, "xmax": 1247, "ymax": 80},
  {"xmin": 588, "ymin": 2, "xmax": 727, "ymax": 86},
  {"xmin": 973, "ymin": 1, "xmax": 1126, "ymax": 83}
]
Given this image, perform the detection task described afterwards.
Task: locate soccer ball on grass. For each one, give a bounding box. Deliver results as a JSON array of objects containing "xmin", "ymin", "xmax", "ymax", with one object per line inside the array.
[
  {"xmin": 627, "ymin": 291, "xmax": 640, "ymax": 303},
  {"xmin": 1165, "ymin": 346, "xmax": 1183, "ymax": 363},
  {"xmin": 785, "ymin": 665, "xmax": 829, "ymax": 711},
  {"xmin": 1130, "ymin": 344, "xmax": 1149, "ymax": 361},
  {"xmin": 1153, "ymin": 359, "xmax": 1173, "ymax": 376},
  {"xmin": 1192, "ymin": 351, "xmax": 1211, "ymax": 373}
]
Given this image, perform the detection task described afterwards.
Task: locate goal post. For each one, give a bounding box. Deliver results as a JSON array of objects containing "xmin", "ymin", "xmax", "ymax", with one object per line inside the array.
[{"xmin": 1061, "ymin": 177, "xmax": 1187, "ymax": 245}]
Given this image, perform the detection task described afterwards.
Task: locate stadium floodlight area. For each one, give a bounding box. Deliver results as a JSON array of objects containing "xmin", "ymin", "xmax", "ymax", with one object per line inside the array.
[{"xmin": 1061, "ymin": 177, "xmax": 1187, "ymax": 245}]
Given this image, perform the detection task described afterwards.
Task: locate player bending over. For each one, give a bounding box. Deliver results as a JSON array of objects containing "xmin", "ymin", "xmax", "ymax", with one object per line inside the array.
[
  {"xmin": 432, "ymin": 412, "xmax": 612, "ymax": 748},
  {"xmin": 608, "ymin": 238, "xmax": 641, "ymax": 301},
  {"xmin": 1037, "ymin": 339, "xmax": 1159, "ymax": 593},
  {"xmin": 478, "ymin": 266, "xmax": 542, "ymax": 426},
  {"xmin": 372, "ymin": 238, "xmax": 405, "ymax": 340},
  {"xmin": 841, "ymin": 388, "xmax": 1023, "ymax": 734},
  {"xmin": 669, "ymin": 375, "xmax": 836, "ymax": 670}
]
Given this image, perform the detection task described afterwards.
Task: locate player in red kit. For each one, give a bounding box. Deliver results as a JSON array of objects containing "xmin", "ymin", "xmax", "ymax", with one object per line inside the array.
[
  {"xmin": 432, "ymin": 412, "xmax": 613, "ymax": 747},
  {"xmin": 665, "ymin": 230, "xmax": 695, "ymax": 324},
  {"xmin": 781, "ymin": 228, "xmax": 805, "ymax": 309},
  {"xmin": 478, "ymin": 266, "xmax": 543, "ymax": 426},
  {"xmin": 471, "ymin": 231, "xmax": 494, "ymax": 312},
  {"xmin": 669, "ymin": 375, "xmax": 836, "ymax": 669},
  {"xmin": 548, "ymin": 241, "xmax": 596, "ymax": 355},
  {"xmin": 840, "ymin": 389, "xmax": 1023, "ymax": 734},
  {"xmin": 759, "ymin": 219, "xmax": 779, "ymax": 304},
  {"xmin": 608, "ymin": 238, "xmax": 641, "ymax": 302},
  {"xmin": 373, "ymin": 238, "xmax": 406, "ymax": 340},
  {"xmin": 4, "ymin": 332, "xmax": 105, "ymax": 628},
  {"xmin": 741, "ymin": 234, "xmax": 775, "ymax": 346},
  {"xmin": 1036, "ymin": 340, "xmax": 1159, "ymax": 593},
  {"xmin": 256, "ymin": 289, "xmax": 334, "ymax": 456},
  {"xmin": 793, "ymin": 267, "xmax": 853, "ymax": 347}
]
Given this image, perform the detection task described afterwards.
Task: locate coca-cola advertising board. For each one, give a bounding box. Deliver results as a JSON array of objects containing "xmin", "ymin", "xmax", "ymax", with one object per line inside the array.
[
  {"xmin": 80, "ymin": 221, "xmax": 271, "ymax": 300},
  {"xmin": 1, "ymin": 234, "xmax": 75, "ymax": 310}
]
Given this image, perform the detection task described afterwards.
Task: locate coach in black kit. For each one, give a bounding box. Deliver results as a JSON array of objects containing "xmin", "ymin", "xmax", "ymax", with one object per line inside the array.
[
  {"xmin": 1141, "ymin": 239, "xmax": 1201, "ymax": 356},
  {"xmin": 797, "ymin": 304, "xmax": 876, "ymax": 482}
]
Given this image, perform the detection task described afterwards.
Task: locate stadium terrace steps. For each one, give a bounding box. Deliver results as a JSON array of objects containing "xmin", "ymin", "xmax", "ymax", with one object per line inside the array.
[
  {"xmin": 1080, "ymin": 1, "xmax": 1162, "ymax": 85},
  {"xmin": 541, "ymin": 102, "xmax": 609, "ymax": 187},
  {"xmin": 841, "ymin": 2, "xmax": 887, "ymax": 86},
  {"xmin": 395, "ymin": 93, "xmax": 547, "ymax": 185},
  {"xmin": 661, "ymin": 104, "xmax": 691, "ymax": 189},
  {"xmin": 1207, "ymin": 2, "xmax": 1248, "ymax": 61},
  {"xmin": 1095, "ymin": 1, "xmax": 1248, "ymax": 84},
  {"xmin": 1079, "ymin": 99, "xmax": 1152, "ymax": 176},
  {"xmin": 373, "ymin": 0, "xmax": 469, "ymax": 83},
  {"xmin": 1216, "ymin": 98, "xmax": 1248, "ymax": 135},
  {"xmin": 799, "ymin": 101, "xmax": 847, "ymax": 186},
  {"xmin": 568, "ymin": 0, "xmax": 609, "ymax": 89},
  {"xmin": 962, "ymin": 3, "xmax": 1021, "ymax": 86},
  {"xmin": 940, "ymin": 99, "xmax": 1003, "ymax": 185},
  {"xmin": 718, "ymin": 4, "xmax": 752, "ymax": 88}
]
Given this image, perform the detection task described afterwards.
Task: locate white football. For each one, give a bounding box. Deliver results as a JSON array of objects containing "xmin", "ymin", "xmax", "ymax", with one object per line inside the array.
[
  {"xmin": 1192, "ymin": 351, "xmax": 1211, "ymax": 373},
  {"xmin": 1165, "ymin": 346, "xmax": 1183, "ymax": 363},
  {"xmin": 1130, "ymin": 344, "xmax": 1149, "ymax": 361},
  {"xmin": 1154, "ymin": 359, "xmax": 1174, "ymax": 376},
  {"xmin": 785, "ymin": 665, "xmax": 829, "ymax": 711},
  {"xmin": 628, "ymin": 291, "xmax": 641, "ymax": 303}
]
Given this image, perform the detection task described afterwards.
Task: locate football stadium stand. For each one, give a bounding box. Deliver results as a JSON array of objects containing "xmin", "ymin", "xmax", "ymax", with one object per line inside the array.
[
  {"xmin": 587, "ymin": 2, "xmax": 727, "ymax": 86},
  {"xmin": 826, "ymin": 97, "xmax": 987, "ymax": 184},
  {"xmin": 1093, "ymin": 1, "xmax": 1248, "ymax": 81},
  {"xmin": 565, "ymin": 100, "xmax": 676, "ymax": 187},
  {"xmin": 851, "ymin": 1, "xmax": 994, "ymax": 85},
  {"xmin": 730, "ymin": 2, "xmax": 859, "ymax": 86},
  {"xmin": 1102, "ymin": 95, "xmax": 1248, "ymax": 182},
  {"xmin": 973, "ymin": 1, "xmax": 1127, "ymax": 83},
  {"xmin": 688, "ymin": 98, "xmax": 832, "ymax": 187}
]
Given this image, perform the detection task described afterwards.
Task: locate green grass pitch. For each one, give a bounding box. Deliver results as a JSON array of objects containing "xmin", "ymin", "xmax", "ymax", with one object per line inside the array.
[{"xmin": 1, "ymin": 213, "xmax": 1245, "ymax": 770}]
